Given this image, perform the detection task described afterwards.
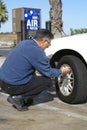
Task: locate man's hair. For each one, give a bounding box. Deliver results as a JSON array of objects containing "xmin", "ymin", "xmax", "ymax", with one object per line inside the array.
[{"xmin": 34, "ymin": 29, "xmax": 54, "ymax": 41}]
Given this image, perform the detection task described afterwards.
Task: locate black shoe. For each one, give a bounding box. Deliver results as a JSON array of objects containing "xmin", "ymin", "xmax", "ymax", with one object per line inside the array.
[
  {"xmin": 33, "ymin": 90, "xmax": 54, "ymax": 105},
  {"xmin": 24, "ymin": 98, "xmax": 33, "ymax": 107},
  {"xmin": 12, "ymin": 104, "xmax": 28, "ymax": 111},
  {"xmin": 7, "ymin": 96, "xmax": 28, "ymax": 111}
]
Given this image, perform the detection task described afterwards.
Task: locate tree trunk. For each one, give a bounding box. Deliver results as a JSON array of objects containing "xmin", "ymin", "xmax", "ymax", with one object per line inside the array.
[{"xmin": 49, "ymin": 0, "xmax": 65, "ymax": 38}]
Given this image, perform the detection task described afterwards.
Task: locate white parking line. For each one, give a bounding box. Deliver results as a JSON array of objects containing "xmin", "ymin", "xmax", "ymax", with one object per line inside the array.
[
  {"xmin": 37, "ymin": 103, "xmax": 87, "ymax": 121},
  {"xmin": 54, "ymin": 98, "xmax": 87, "ymax": 111},
  {"xmin": 55, "ymin": 98, "xmax": 87, "ymax": 111}
]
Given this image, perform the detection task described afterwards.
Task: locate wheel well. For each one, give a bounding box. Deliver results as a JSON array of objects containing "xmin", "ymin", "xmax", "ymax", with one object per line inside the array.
[{"xmin": 50, "ymin": 49, "xmax": 87, "ymax": 68}]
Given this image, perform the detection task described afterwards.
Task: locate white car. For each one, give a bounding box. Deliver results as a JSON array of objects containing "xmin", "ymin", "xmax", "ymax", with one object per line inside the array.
[{"xmin": 45, "ymin": 33, "xmax": 87, "ymax": 104}]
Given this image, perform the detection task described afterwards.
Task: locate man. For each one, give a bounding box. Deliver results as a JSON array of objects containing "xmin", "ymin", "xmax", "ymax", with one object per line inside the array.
[{"xmin": 0, "ymin": 29, "xmax": 70, "ymax": 111}]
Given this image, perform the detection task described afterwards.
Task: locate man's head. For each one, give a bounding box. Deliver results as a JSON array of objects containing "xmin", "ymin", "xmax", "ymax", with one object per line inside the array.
[{"xmin": 34, "ymin": 29, "xmax": 54, "ymax": 50}]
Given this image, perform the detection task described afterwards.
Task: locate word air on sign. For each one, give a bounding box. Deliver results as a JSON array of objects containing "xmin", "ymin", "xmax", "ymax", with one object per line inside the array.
[{"xmin": 27, "ymin": 19, "xmax": 38, "ymax": 30}]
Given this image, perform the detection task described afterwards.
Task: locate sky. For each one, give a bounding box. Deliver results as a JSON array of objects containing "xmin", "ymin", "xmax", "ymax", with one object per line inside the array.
[{"xmin": 0, "ymin": 0, "xmax": 87, "ymax": 35}]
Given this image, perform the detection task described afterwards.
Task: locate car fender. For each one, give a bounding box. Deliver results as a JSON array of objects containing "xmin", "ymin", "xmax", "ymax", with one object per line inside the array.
[{"xmin": 45, "ymin": 33, "xmax": 87, "ymax": 63}]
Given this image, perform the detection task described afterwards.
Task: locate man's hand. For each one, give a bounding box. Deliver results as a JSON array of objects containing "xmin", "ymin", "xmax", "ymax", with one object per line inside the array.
[{"xmin": 61, "ymin": 66, "xmax": 71, "ymax": 75}]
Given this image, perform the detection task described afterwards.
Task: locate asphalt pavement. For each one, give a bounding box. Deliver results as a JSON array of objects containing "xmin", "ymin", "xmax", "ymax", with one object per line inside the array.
[
  {"xmin": 0, "ymin": 56, "xmax": 6, "ymax": 67},
  {"xmin": 0, "ymin": 47, "xmax": 11, "ymax": 57}
]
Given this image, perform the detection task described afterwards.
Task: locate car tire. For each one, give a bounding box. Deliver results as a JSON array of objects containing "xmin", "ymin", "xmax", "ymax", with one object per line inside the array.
[{"xmin": 55, "ymin": 55, "xmax": 87, "ymax": 104}]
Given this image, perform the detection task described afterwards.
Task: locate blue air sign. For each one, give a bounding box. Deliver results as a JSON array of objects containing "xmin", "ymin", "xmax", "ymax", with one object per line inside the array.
[{"xmin": 24, "ymin": 9, "xmax": 41, "ymax": 30}]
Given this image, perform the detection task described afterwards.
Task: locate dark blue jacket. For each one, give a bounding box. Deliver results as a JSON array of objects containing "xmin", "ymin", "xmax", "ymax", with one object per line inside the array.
[{"xmin": 0, "ymin": 39, "xmax": 61, "ymax": 85}]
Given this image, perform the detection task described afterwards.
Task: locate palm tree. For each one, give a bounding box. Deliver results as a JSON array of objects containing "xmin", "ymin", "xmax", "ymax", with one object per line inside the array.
[
  {"xmin": 49, "ymin": 0, "xmax": 65, "ymax": 37},
  {"xmin": 0, "ymin": 0, "xmax": 8, "ymax": 29}
]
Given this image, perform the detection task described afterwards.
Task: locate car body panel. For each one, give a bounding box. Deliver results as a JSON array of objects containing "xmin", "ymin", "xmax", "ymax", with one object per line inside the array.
[{"xmin": 45, "ymin": 33, "xmax": 87, "ymax": 62}]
